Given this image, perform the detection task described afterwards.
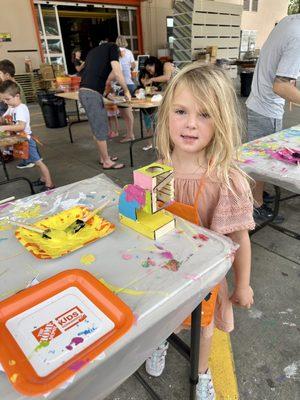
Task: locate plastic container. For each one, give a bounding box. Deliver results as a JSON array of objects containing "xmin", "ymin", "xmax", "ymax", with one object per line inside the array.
[
  {"xmin": 37, "ymin": 91, "xmax": 67, "ymax": 129},
  {"xmin": 240, "ymin": 70, "xmax": 254, "ymax": 97},
  {"xmin": 70, "ymin": 76, "xmax": 81, "ymax": 91},
  {"xmin": 56, "ymin": 76, "xmax": 71, "ymax": 92}
]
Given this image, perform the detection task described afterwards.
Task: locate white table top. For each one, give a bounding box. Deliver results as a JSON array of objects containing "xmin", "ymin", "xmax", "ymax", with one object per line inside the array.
[
  {"xmin": 0, "ymin": 175, "xmax": 235, "ymax": 399},
  {"xmin": 238, "ymin": 125, "xmax": 300, "ymax": 194}
]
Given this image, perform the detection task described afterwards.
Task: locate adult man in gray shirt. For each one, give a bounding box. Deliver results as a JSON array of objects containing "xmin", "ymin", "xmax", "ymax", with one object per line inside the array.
[{"xmin": 246, "ymin": 14, "xmax": 300, "ymax": 222}]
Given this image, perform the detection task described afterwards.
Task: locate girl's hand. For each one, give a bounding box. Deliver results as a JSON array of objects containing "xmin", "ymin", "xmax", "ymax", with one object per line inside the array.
[
  {"xmin": 230, "ymin": 285, "xmax": 254, "ymax": 309},
  {"xmin": 144, "ymin": 78, "xmax": 152, "ymax": 86}
]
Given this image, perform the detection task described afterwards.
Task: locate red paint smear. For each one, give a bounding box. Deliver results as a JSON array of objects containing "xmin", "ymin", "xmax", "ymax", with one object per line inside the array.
[
  {"xmin": 192, "ymin": 233, "xmax": 209, "ymax": 241},
  {"xmin": 122, "ymin": 253, "xmax": 133, "ymax": 260}
]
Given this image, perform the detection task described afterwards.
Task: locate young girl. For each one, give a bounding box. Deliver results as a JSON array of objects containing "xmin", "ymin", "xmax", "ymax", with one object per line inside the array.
[
  {"xmin": 104, "ymin": 82, "xmax": 119, "ymax": 139},
  {"xmin": 146, "ymin": 63, "xmax": 255, "ymax": 399}
]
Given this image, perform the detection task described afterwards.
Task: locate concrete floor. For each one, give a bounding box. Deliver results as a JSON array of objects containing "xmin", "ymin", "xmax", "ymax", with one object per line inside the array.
[{"xmin": 0, "ymin": 89, "xmax": 299, "ymax": 400}]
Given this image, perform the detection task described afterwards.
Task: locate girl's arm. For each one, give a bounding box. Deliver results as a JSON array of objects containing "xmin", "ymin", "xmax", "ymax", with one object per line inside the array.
[
  {"xmin": 0, "ymin": 121, "xmax": 25, "ymax": 133},
  {"xmin": 227, "ymin": 229, "xmax": 254, "ymax": 308},
  {"xmin": 148, "ymin": 62, "xmax": 173, "ymax": 84}
]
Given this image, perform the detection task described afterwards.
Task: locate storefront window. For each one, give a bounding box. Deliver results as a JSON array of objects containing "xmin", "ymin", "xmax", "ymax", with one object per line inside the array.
[
  {"xmin": 41, "ymin": 5, "xmax": 59, "ymax": 36},
  {"xmin": 119, "ymin": 10, "xmax": 130, "ymax": 36},
  {"xmin": 131, "ymin": 10, "xmax": 137, "ymax": 36}
]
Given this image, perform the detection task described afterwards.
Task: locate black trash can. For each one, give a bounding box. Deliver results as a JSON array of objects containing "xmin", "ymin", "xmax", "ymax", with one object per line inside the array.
[
  {"xmin": 240, "ymin": 71, "xmax": 254, "ymax": 97},
  {"xmin": 37, "ymin": 91, "xmax": 67, "ymax": 128}
]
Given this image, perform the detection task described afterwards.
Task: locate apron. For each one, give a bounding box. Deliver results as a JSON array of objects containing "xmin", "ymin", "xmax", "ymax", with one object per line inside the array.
[{"xmin": 165, "ymin": 176, "xmax": 220, "ymax": 327}]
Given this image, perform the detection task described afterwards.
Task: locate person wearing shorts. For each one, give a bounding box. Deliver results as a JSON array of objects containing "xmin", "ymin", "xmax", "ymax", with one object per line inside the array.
[
  {"xmin": 0, "ymin": 80, "xmax": 54, "ymax": 191},
  {"xmin": 79, "ymin": 41, "xmax": 131, "ymax": 170},
  {"xmin": 246, "ymin": 14, "xmax": 300, "ymax": 222}
]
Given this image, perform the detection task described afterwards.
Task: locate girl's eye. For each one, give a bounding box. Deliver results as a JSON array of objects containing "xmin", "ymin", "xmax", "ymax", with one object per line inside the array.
[
  {"xmin": 174, "ymin": 109, "xmax": 185, "ymax": 115},
  {"xmin": 199, "ymin": 112, "xmax": 210, "ymax": 119}
]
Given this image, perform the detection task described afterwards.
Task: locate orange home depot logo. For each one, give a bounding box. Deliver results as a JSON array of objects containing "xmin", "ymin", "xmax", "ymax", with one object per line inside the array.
[
  {"xmin": 55, "ymin": 306, "xmax": 87, "ymax": 331},
  {"xmin": 32, "ymin": 321, "xmax": 62, "ymax": 343}
]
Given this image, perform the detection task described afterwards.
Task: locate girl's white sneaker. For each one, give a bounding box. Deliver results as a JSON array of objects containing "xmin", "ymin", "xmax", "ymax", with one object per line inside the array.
[
  {"xmin": 145, "ymin": 341, "xmax": 169, "ymax": 377},
  {"xmin": 196, "ymin": 369, "xmax": 216, "ymax": 400}
]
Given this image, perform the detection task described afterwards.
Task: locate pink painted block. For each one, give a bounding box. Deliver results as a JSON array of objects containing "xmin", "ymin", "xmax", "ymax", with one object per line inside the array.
[{"xmin": 133, "ymin": 171, "xmax": 154, "ymax": 190}]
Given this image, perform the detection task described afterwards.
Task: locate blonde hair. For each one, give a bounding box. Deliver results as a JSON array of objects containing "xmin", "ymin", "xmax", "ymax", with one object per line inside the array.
[
  {"xmin": 157, "ymin": 62, "xmax": 251, "ymax": 197},
  {"xmin": 116, "ymin": 36, "xmax": 128, "ymax": 48}
]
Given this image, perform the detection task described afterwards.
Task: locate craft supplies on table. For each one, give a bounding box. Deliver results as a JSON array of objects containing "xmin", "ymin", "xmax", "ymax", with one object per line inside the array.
[
  {"xmin": 238, "ymin": 125, "xmax": 300, "ymax": 194},
  {"xmin": 0, "ymin": 269, "xmax": 134, "ymax": 396},
  {"xmin": 15, "ymin": 205, "xmax": 115, "ymax": 259},
  {"xmin": 0, "ymin": 174, "xmax": 236, "ymax": 400}
]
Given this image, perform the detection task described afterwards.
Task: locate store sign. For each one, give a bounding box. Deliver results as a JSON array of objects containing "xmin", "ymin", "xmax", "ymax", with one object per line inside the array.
[{"xmin": 0, "ymin": 33, "xmax": 12, "ymax": 42}]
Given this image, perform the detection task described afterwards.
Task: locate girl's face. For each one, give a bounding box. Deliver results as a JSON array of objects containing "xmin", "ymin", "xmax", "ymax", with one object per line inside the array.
[
  {"xmin": 168, "ymin": 85, "xmax": 214, "ymax": 156},
  {"xmin": 75, "ymin": 51, "xmax": 81, "ymax": 59},
  {"xmin": 145, "ymin": 64, "xmax": 155, "ymax": 76}
]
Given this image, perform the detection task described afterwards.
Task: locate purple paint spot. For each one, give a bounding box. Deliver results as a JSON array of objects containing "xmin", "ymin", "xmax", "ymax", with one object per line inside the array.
[
  {"xmin": 66, "ymin": 337, "xmax": 84, "ymax": 350},
  {"xmin": 69, "ymin": 358, "xmax": 89, "ymax": 372},
  {"xmin": 0, "ymin": 203, "xmax": 12, "ymax": 211},
  {"xmin": 160, "ymin": 251, "xmax": 173, "ymax": 259}
]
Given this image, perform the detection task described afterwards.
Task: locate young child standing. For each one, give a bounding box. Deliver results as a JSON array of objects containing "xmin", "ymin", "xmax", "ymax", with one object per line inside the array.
[
  {"xmin": 146, "ymin": 63, "xmax": 255, "ymax": 399},
  {"xmin": 0, "ymin": 80, "xmax": 54, "ymax": 191},
  {"xmin": 103, "ymin": 81, "xmax": 119, "ymax": 139}
]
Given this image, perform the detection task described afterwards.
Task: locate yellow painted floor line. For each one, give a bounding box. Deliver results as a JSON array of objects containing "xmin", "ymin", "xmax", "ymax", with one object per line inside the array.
[{"xmin": 209, "ymin": 328, "xmax": 239, "ymax": 400}]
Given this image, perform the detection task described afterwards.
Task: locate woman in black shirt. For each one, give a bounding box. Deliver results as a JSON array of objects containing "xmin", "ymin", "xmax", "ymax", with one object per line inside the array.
[{"xmin": 71, "ymin": 48, "xmax": 85, "ymax": 75}]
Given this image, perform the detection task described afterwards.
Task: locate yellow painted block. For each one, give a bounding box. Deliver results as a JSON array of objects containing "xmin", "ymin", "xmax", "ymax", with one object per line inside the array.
[{"xmin": 119, "ymin": 209, "xmax": 175, "ymax": 240}]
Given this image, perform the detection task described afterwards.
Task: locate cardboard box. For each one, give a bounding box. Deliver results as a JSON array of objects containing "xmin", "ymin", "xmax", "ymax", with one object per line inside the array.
[
  {"xmin": 40, "ymin": 63, "xmax": 55, "ymax": 80},
  {"xmin": 206, "ymin": 46, "xmax": 218, "ymax": 58}
]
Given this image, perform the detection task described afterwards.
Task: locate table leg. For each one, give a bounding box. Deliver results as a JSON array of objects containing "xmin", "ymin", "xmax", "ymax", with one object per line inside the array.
[
  {"xmin": 139, "ymin": 109, "xmax": 144, "ymax": 139},
  {"xmin": 0, "ymin": 154, "xmax": 10, "ymax": 180},
  {"xmin": 75, "ymin": 100, "xmax": 80, "ymax": 122},
  {"xmin": 189, "ymin": 303, "xmax": 202, "ymax": 400}
]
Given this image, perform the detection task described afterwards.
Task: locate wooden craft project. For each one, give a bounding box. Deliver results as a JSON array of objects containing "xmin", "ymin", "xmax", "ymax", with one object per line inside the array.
[
  {"xmin": 118, "ymin": 163, "xmax": 175, "ymax": 239},
  {"xmin": 0, "ymin": 269, "xmax": 134, "ymax": 396}
]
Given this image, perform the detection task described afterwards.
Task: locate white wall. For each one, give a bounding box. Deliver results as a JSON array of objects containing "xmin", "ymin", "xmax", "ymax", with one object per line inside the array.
[
  {"xmin": 241, "ymin": 0, "xmax": 289, "ymax": 49},
  {"xmin": 0, "ymin": 0, "xmax": 41, "ymax": 73}
]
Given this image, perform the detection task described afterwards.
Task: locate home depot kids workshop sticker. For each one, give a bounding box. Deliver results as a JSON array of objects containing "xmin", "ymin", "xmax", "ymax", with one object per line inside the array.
[{"xmin": 6, "ymin": 287, "xmax": 115, "ymax": 377}]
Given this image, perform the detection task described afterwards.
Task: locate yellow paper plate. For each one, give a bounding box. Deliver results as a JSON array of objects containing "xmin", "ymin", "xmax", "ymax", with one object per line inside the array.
[{"xmin": 15, "ymin": 206, "xmax": 115, "ymax": 259}]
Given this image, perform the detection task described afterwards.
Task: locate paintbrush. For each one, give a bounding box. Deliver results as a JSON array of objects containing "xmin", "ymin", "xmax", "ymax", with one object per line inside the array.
[
  {"xmin": 64, "ymin": 201, "xmax": 110, "ymax": 234},
  {"xmin": 9, "ymin": 222, "xmax": 53, "ymax": 239}
]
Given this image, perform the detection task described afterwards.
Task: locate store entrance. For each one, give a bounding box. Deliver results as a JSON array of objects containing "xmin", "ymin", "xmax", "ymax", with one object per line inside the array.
[{"xmin": 58, "ymin": 6, "xmax": 118, "ymax": 74}]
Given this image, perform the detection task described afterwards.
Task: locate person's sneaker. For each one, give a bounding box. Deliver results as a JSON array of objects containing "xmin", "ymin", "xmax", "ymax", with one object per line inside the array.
[
  {"xmin": 32, "ymin": 179, "xmax": 45, "ymax": 187},
  {"xmin": 254, "ymin": 204, "xmax": 284, "ymax": 224},
  {"xmin": 38, "ymin": 185, "xmax": 55, "ymax": 193},
  {"xmin": 196, "ymin": 369, "xmax": 215, "ymax": 400},
  {"xmin": 142, "ymin": 144, "xmax": 153, "ymax": 151},
  {"xmin": 145, "ymin": 341, "xmax": 169, "ymax": 377},
  {"xmin": 263, "ymin": 191, "xmax": 275, "ymax": 204},
  {"xmin": 16, "ymin": 161, "xmax": 35, "ymax": 169}
]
